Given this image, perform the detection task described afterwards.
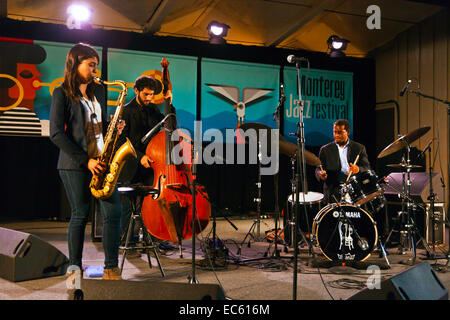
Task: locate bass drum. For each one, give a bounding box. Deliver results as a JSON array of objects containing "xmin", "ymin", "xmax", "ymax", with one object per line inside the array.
[{"xmin": 312, "ymin": 204, "xmax": 378, "ymax": 262}]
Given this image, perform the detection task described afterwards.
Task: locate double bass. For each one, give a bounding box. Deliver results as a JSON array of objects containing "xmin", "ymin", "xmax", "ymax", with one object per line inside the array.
[{"xmin": 141, "ymin": 58, "xmax": 211, "ymax": 253}]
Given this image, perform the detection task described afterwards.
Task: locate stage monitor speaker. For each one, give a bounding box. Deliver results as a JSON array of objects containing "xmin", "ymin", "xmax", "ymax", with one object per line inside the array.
[
  {"xmin": 348, "ymin": 262, "xmax": 448, "ymax": 300},
  {"xmin": 67, "ymin": 279, "xmax": 226, "ymax": 300},
  {"xmin": 0, "ymin": 227, "xmax": 69, "ymax": 282}
]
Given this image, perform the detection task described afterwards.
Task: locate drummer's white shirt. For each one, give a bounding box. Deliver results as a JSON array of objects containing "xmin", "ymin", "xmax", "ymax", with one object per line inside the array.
[{"xmin": 336, "ymin": 140, "xmax": 350, "ymax": 174}]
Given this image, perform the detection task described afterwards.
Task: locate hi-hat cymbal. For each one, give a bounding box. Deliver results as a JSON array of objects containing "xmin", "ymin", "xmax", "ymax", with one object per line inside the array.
[
  {"xmin": 377, "ymin": 126, "xmax": 431, "ymax": 159},
  {"xmin": 239, "ymin": 122, "xmax": 321, "ymax": 166},
  {"xmin": 386, "ymin": 163, "xmax": 423, "ymax": 169}
]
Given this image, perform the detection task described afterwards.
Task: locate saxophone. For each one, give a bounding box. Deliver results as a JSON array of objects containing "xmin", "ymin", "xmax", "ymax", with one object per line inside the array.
[{"xmin": 89, "ymin": 77, "xmax": 137, "ymax": 200}]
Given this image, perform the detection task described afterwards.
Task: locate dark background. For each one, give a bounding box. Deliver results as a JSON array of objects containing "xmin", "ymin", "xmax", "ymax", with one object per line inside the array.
[{"xmin": 0, "ymin": 18, "xmax": 375, "ymax": 221}]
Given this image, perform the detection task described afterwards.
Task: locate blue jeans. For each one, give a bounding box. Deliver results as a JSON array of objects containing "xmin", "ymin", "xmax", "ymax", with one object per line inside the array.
[{"xmin": 59, "ymin": 170, "xmax": 122, "ymax": 269}]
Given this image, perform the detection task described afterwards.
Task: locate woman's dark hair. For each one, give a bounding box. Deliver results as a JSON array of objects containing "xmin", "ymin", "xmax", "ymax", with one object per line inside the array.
[
  {"xmin": 61, "ymin": 43, "xmax": 99, "ymax": 103},
  {"xmin": 134, "ymin": 75, "xmax": 162, "ymax": 94}
]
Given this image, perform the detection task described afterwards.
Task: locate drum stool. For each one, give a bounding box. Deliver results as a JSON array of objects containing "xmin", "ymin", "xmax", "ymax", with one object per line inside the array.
[{"xmin": 118, "ymin": 185, "xmax": 165, "ymax": 277}]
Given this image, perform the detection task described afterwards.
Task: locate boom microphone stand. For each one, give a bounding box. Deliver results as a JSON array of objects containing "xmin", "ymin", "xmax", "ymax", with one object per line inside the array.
[
  {"xmin": 288, "ymin": 56, "xmax": 315, "ymax": 300},
  {"xmin": 403, "ymin": 87, "xmax": 450, "ymax": 261},
  {"xmin": 406, "ymin": 88, "xmax": 450, "ymax": 233}
]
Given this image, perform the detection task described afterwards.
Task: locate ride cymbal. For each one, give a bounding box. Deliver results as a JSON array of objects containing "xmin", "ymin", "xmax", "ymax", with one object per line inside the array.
[{"xmin": 377, "ymin": 126, "xmax": 430, "ymax": 158}]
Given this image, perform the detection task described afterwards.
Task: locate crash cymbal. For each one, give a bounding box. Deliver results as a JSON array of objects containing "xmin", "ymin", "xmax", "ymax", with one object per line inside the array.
[
  {"xmin": 279, "ymin": 140, "xmax": 321, "ymax": 166},
  {"xmin": 377, "ymin": 126, "xmax": 431, "ymax": 159},
  {"xmin": 239, "ymin": 122, "xmax": 321, "ymax": 166},
  {"xmin": 387, "ymin": 163, "xmax": 423, "ymax": 169}
]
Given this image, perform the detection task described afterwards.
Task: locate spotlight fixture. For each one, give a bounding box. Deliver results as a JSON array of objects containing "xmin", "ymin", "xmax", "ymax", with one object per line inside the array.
[
  {"xmin": 66, "ymin": 4, "xmax": 92, "ymax": 30},
  {"xmin": 207, "ymin": 21, "xmax": 230, "ymax": 44},
  {"xmin": 327, "ymin": 35, "xmax": 349, "ymax": 58}
]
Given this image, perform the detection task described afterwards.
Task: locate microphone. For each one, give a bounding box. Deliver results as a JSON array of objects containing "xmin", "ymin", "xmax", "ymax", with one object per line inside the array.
[
  {"xmin": 399, "ymin": 79, "xmax": 412, "ymax": 96},
  {"xmin": 417, "ymin": 138, "xmax": 434, "ymax": 159},
  {"xmin": 287, "ymin": 55, "xmax": 307, "ymax": 64},
  {"xmin": 141, "ymin": 113, "xmax": 176, "ymax": 145},
  {"xmin": 280, "ymin": 83, "xmax": 286, "ymax": 102}
]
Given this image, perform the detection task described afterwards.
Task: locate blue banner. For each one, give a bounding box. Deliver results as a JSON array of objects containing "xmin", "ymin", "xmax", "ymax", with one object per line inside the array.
[
  {"xmin": 283, "ymin": 67, "xmax": 353, "ymax": 146},
  {"xmin": 108, "ymin": 48, "xmax": 197, "ymax": 134},
  {"xmin": 201, "ymin": 58, "xmax": 279, "ymax": 133}
]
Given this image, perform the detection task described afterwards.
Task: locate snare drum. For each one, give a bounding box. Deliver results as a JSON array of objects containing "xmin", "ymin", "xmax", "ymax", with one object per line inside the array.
[
  {"xmin": 347, "ymin": 170, "xmax": 386, "ymax": 213},
  {"xmin": 312, "ymin": 203, "xmax": 378, "ymax": 262},
  {"xmin": 284, "ymin": 192, "xmax": 324, "ymax": 246}
]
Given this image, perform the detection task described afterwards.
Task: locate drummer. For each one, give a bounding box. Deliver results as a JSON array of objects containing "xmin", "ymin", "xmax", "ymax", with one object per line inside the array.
[{"xmin": 315, "ymin": 119, "xmax": 370, "ymax": 203}]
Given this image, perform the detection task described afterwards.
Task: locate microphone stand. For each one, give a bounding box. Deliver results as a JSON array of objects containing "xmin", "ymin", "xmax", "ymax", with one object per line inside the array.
[
  {"xmin": 289, "ymin": 59, "xmax": 315, "ymax": 300},
  {"xmin": 408, "ymin": 89, "xmax": 450, "ymax": 222},
  {"xmin": 141, "ymin": 113, "xmax": 177, "ymax": 145},
  {"xmin": 427, "ymin": 145, "xmax": 438, "ymax": 257},
  {"xmin": 189, "ymin": 141, "xmax": 199, "ymax": 284},
  {"xmin": 405, "ymin": 89, "xmax": 450, "ymax": 262}
]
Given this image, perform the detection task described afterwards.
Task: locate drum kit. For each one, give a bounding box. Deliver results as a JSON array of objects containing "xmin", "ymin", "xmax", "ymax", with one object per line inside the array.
[{"xmin": 281, "ymin": 126, "xmax": 433, "ymax": 266}]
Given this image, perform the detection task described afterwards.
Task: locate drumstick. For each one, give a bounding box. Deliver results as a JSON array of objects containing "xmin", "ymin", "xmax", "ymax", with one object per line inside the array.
[{"xmin": 345, "ymin": 152, "xmax": 360, "ymax": 183}]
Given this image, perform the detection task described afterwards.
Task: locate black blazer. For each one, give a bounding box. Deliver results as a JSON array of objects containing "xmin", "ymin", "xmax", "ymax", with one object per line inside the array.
[
  {"xmin": 117, "ymin": 97, "xmax": 176, "ymax": 184},
  {"xmin": 315, "ymin": 139, "xmax": 370, "ymax": 203},
  {"xmin": 49, "ymin": 84, "xmax": 107, "ymax": 170}
]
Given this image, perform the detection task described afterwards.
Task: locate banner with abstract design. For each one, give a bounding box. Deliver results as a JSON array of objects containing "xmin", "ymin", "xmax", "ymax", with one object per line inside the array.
[
  {"xmin": 283, "ymin": 66, "xmax": 353, "ymax": 146},
  {"xmin": 201, "ymin": 58, "xmax": 280, "ymax": 133},
  {"xmin": 107, "ymin": 48, "xmax": 197, "ymax": 134},
  {"xmin": 0, "ymin": 38, "xmax": 102, "ymax": 137}
]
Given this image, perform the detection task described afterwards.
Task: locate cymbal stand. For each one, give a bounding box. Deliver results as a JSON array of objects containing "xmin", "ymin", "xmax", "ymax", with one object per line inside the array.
[
  {"xmin": 264, "ymin": 86, "xmax": 291, "ymax": 259},
  {"xmin": 237, "ymin": 141, "xmax": 264, "ymax": 254},
  {"xmin": 397, "ymin": 143, "xmax": 434, "ymax": 264}
]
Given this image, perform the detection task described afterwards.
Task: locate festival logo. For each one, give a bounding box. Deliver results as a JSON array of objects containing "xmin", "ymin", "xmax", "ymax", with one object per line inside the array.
[{"xmin": 205, "ymin": 84, "xmax": 273, "ymax": 127}]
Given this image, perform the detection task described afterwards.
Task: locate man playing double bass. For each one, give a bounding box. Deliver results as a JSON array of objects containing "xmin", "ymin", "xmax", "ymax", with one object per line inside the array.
[{"xmin": 118, "ymin": 75, "xmax": 175, "ymax": 249}]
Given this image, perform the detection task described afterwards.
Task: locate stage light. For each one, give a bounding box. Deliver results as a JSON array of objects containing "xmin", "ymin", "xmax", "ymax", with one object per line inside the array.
[
  {"xmin": 66, "ymin": 4, "xmax": 92, "ymax": 29},
  {"xmin": 67, "ymin": 4, "xmax": 91, "ymax": 21},
  {"xmin": 207, "ymin": 21, "xmax": 230, "ymax": 44},
  {"xmin": 327, "ymin": 35, "xmax": 349, "ymax": 58}
]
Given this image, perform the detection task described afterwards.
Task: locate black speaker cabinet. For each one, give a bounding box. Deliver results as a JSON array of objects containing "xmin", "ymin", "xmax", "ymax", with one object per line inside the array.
[
  {"xmin": 67, "ymin": 279, "xmax": 226, "ymax": 300},
  {"xmin": 426, "ymin": 203, "xmax": 446, "ymax": 245},
  {"xmin": 0, "ymin": 227, "xmax": 69, "ymax": 282},
  {"xmin": 348, "ymin": 262, "xmax": 448, "ymax": 300}
]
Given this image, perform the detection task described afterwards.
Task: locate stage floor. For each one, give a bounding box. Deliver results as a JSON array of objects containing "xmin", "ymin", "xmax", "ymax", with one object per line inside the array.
[{"xmin": 1, "ymin": 216, "xmax": 449, "ymax": 301}]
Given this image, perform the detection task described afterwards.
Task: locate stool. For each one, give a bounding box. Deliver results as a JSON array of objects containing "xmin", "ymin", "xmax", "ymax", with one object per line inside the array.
[{"xmin": 118, "ymin": 185, "xmax": 165, "ymax": 277}]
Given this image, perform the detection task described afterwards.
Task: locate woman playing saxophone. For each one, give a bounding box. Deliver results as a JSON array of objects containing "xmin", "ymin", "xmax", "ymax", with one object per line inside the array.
[{"xmin": 49, "ymin": 43, "xmax": 124, "ymax": 280}]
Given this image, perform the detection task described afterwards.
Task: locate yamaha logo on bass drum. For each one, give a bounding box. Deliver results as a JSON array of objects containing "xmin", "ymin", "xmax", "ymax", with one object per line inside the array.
[{"xmin": 332, "ymin": 210, "xmax": 361, "ymax": 219}]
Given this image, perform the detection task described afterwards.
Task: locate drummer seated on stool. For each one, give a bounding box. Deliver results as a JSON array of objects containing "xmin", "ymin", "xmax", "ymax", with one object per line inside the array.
[{"xmin": 315, "ymin": 119, "xmax": 370, "ymax": 204}]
